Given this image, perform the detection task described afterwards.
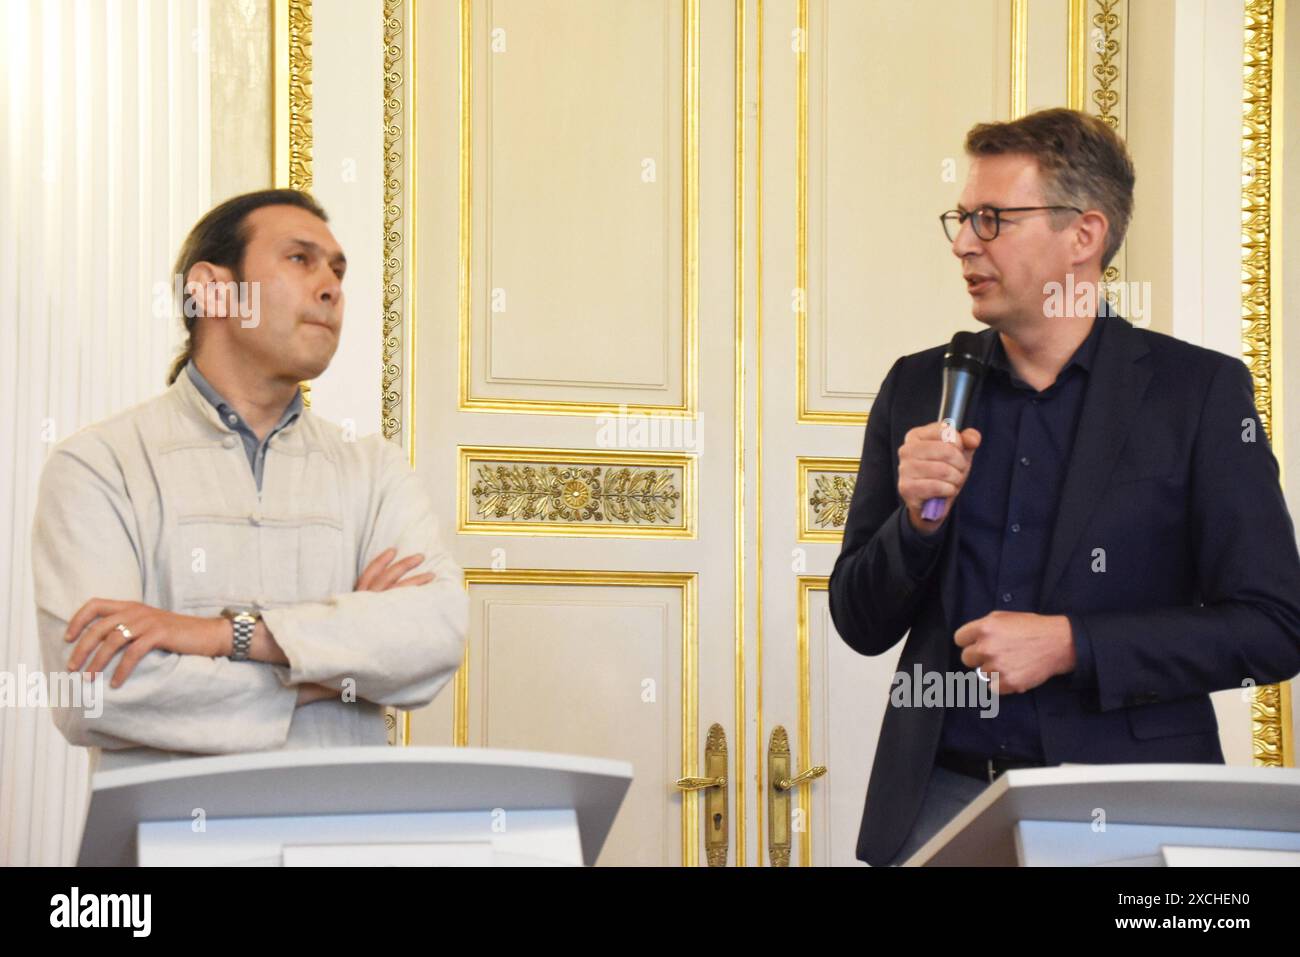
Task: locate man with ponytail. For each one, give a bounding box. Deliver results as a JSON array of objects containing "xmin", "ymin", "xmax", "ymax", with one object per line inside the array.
[{"xmin": 32, "ymin": 190, "xmax": 467, "ymax": 772}]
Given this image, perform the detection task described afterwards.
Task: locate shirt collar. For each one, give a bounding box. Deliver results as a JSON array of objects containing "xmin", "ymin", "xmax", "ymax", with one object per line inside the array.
[
  {"xmin": 987, "ymin": 303, "xmax": 1109, "ymax": 380},
  {"xmin": 184, "ymin": 359, "xmax": 304, "ymax": 435}
]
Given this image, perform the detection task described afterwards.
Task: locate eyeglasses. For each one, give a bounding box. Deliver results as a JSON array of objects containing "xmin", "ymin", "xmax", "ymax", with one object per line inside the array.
[{"xmin": 939, "ymin": 205, "xmax": 1083, "ymax": 242}]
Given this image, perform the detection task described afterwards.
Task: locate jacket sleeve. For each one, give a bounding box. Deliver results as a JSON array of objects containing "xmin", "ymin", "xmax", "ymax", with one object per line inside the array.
[
  {"xmin": 829, "ymin": 355, "xmax": 949, "ymax": 656},
  {"xmin": 31, "ymin": 441, "xmax": 298, "ymax": 754},
  {"xmin": 260, "ymin": 436, "xmax": 468, "ymax": 709},
  {"xmin": 1077, "ymin": 356, "xmax": 1300, "ymax": 711}
]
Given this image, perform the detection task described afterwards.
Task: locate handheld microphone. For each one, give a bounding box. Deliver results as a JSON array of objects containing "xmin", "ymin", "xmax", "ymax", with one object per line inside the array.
[{"xmin": 920, "ymin": 330, "xmax": 994, "ymax": 521}]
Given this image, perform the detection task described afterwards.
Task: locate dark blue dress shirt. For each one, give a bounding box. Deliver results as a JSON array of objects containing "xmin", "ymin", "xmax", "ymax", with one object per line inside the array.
[{"xmin": 899, "ymin": 311, "xmax": 1106, "ymax": 761}]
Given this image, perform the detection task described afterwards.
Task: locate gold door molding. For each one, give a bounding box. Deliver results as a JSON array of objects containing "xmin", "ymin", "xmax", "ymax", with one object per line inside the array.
[
  {"xmin": 456, "ymin": 0, "xmax": 700, "ymax": 417},
  {"xmin": 460, "ymin": 568, "xmax": 700, "ymax": 863},
  {"xmin": 795, "ymin": 575, "xmax": 827, "ymax": 867},
  {"xmin": 379, "ymin": 0, "xmax": 749, "ymax": 863},
  {"xmin": 459, "ymin": 445, "xmax": 697, "ymax": 539}
]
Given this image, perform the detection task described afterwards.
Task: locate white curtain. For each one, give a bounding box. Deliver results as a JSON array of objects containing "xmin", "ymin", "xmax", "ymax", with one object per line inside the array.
[{"xmin": 0, "ymin": 0, "xmax": 212, "ymax": 865}]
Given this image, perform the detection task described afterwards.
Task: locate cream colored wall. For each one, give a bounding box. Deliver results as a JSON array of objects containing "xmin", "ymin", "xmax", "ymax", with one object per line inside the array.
[
  {"xmin": 210, "ymin": 0, "xmax": 272, "ymax": 200},
  {"xmin": 307, "ymin": 0, "xmax": 386, "ymax": 438},
  {"xmin": 1126, "ymin": 0, "xmax": 1175, "ymax": 337}
]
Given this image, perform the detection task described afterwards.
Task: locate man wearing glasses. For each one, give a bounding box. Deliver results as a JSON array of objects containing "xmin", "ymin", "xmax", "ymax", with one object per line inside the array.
[{"xmin": 829, "ymin": 108, "xmax": 1300, "ymax": 866}]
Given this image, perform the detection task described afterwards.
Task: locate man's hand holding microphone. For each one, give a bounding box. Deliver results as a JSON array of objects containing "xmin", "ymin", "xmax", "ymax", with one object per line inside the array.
[
  {"xmin": 899, "ymin": 329, "xmax": 1077, "ymax": 693},
  {"xmin": 898, "ymin": 422, "xmax": 982, "ymax": 533}
]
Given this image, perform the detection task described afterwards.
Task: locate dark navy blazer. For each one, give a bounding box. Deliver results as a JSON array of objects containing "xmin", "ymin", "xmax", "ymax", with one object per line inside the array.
[{"xmin": 828, "ymin": 313, "xmax": 1300, "ymax": 866}]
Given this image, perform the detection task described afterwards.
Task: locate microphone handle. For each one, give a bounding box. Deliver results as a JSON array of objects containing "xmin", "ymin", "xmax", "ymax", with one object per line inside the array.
[
  {"xmin": 919, "ymin": 496, "xmax": 947, "ymax": 522},
  {"xmin": 919, "ymin": 416, "xmax": 959, "ymax": 521}
]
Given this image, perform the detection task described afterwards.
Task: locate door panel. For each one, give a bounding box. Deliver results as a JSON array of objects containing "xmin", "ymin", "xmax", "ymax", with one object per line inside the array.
[{"xmin": 404, "ymin": 0, "xmax": 740, "ymax": 866}]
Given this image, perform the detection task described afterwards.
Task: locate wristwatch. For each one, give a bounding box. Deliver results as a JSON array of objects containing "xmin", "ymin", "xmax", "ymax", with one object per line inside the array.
[{"xmin": 219, "ymin": 607, "xmax": 261, "ymax": 661}]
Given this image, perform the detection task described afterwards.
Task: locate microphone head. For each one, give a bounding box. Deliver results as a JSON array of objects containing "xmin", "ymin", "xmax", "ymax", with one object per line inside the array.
[{"xmin": 943, "ymin": 330, "xmax": 994, "ymax": 376}]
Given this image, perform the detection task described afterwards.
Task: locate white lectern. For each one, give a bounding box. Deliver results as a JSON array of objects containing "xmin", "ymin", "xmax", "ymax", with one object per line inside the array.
[
  {"xmin": 906, "ymin": 764, "xmax": 1300, "ymax": 866},
  {"xmin": 77, "ymin": 747, "xmax": 633, "ymax": 867}
]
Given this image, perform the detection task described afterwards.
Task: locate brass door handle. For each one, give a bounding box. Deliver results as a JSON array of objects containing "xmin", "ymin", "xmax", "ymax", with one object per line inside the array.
[
  {"xmin": 768, "ymin": 726, "xmax": 827, "ymax": 866},
  {"xmin": 775, "ymin": 765, "xmax": 827, "ymax": 791},
  {"xmin": 675, "ymin": 723, "xmax": 729, "ymax": 866},
  {"xmin": 674, "ymin": 776, "xmax": 726, "ymax": 791}
]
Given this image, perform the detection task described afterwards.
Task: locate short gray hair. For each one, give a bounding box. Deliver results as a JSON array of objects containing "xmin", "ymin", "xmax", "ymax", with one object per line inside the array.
[{"xmin": 964, "ymin": 108, "xmax": 1135, "ymax": 270}]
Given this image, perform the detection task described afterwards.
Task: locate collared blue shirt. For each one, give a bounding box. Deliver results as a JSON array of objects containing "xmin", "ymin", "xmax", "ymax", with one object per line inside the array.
[
  {"xmin": 902, "ymin": 310, "xmax": 1107, "ymax": 761},
  {"xmin": 185, "ymin": 359, "xmax": 304, "ymax": 493}
]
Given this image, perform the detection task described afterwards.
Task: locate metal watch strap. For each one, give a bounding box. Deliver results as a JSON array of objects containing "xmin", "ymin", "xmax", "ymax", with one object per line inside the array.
[{"xmin": 222, "ymin": 610, "xmax": 259, "ymax": 661}]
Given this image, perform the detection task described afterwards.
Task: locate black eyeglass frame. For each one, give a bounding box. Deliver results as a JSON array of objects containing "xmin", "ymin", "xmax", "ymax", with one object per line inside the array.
[{"xmin": 939, "ymin": 204, "xmax": 1084, "ymax": 242}]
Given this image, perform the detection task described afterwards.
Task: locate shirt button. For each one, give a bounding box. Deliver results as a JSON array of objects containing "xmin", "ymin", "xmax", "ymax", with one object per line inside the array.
[
  {"xmin": 1001, "ymin": 592, "xmax": 1013, "ymax": 603},
  {"xmin": 249, "ymin": 510, "xmax": 262, "ymax": 525},
  {"xmin": 226, "ymin": 413, "xmax": 238, "ymax": 425},
  {"xmin": 1010, "ymin": 523, "xmax": 1021, "ymax": 533},
  {"xmin": 221, "ymin": 436, "xmax": 238, "ymax": 449},
  {"xmin": 1020, "ymin": 456, "xmax": 1031, "ymax": 467}
]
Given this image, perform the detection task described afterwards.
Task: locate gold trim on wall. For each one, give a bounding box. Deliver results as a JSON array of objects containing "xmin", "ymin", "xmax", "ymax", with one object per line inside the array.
[
  {"xmin": 1010, "ymin": 0, "xmax": 1028, "ymax": 119},
  {"xmin": 796, "ymin": 575, "xmax": 827, "ymax": 867},
  {"xmin": 1089, "ymin": 0, "xmax": 1124, "ymax": 130},
  {"xmin": 1067, "ymin": 0, "xmax": 1088, "ymax": 110},
  {"xmin": 456, "ymin": 0, "xmax": 700, "ymax": 418},
  {"xmin": 461, "ymin": 568, "xmax": 699, "ymax": 865},
  {"xmin": 458, "ymin": 446, "xmax": 696, "ymax": 539},
  {"xmin": 381, "ymin": 0, "xmax": 416, "ymax": 454},
  {"xmin": 1066, "ymin": 1, "xmax": 1127, "ymax": 302},
  {"xmin": 733, "ymin": 0, "xmax": 748, "ymax": 867},
  {"xmin": 380, "ymin": 0, "xmax": 416, "ymax": 746},
  {"xmin": 793, "ymin": 0, "xmax": 863, "ymax": 427},
  {"xmin": 1242, "ymin": 0, "xmax": 1293, "ymax": 769},
  {"xmin": 796, "ymin": 456, "xmax": 858, "ymax": 543},
  {"xmin": 274, "ymin": 0, "xmax": 313, "ymax": 192},
  {"xmin": 754, "ymin": 0, "xmax": 767, "ymax": 863}
]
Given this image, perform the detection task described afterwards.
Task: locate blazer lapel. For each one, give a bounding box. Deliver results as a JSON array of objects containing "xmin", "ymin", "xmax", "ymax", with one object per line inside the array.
[{"xmin": 1039, "ymin": 313, "xmax": 1152, "ymax": 608}]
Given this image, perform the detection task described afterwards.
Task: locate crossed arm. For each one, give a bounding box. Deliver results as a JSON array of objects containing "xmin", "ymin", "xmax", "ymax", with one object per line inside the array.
[
  {"xmin": 33, "ymin": 434, "xmax": 468, "ymax": 753},
  {"xmin": 61, "ymin": 547, "xmax": 432, "ymax": 704}
]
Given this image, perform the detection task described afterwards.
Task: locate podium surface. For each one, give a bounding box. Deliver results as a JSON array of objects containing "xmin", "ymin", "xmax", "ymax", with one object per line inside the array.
[
  {"xmin": 907, "ymin": 763, "xmax": 1300, "ymax": 867},
  {"xmin": 78, "ymin": 746, "xmax": 633, "ymax": 867}
]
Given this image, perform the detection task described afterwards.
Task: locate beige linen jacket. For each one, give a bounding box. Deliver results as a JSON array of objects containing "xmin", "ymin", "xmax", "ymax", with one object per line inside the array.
[{"xmin": 31, "ymin": 369, "xmax": 467, "ymax": 772}]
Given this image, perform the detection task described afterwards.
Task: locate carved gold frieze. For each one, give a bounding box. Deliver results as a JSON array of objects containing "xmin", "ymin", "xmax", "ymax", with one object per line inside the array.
[{"xmin": 459, "ymin": 446, "xmax": 695, "ymax": 538}]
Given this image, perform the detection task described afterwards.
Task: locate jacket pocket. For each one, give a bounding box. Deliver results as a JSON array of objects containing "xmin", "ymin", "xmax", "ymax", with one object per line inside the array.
[{"xmin": 1125, "ymin": 696, "xmax": 1219, "ymax": 739}]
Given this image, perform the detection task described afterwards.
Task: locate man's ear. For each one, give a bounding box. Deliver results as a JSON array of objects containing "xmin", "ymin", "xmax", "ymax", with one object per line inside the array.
[
  {"xmin": 184, "ymin": 262, "xmax": 238, "ymax": 319},
  {"xmin": 1070, "ymin": 210, "xmax": 1110, "ymax": 269}
]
